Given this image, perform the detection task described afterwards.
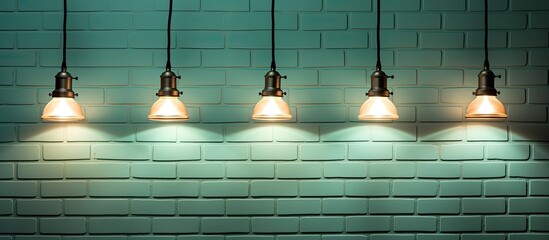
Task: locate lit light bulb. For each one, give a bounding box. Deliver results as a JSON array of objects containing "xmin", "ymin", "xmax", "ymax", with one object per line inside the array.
[
  {"xmin": 252, "ymin": 96, "xmax": 292, "ymax": 120},
  {"xmin": 358, "ymin": 96, "xmax": 399, "ymax": 121},
  {"xmin": 41, "ymin": 97, "xmax": 85, "ymax": 121},
  {"xmin": 148, "ymin": 96, "xmax": 188, "ymax": 121},
  {"xmin": 465, "ymin": 95, "xmax": 507, "ymax": 119}
]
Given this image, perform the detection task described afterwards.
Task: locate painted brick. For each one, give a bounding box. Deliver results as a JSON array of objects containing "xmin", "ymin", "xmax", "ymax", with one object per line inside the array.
[
  {"xmin": 534, "ymin": 144, "xmax": 549, "ymax": 160},
  {"xmin": 291, "ymin": 88, "xmax": 342, "ymax": 104},
  {"xmin": 202, "ymin": 181, "xmax": 249, "ymax": 198},
  {"xmin": 202, "ymin": 217, "xmax": 250, "ymax": 233},
  {"xmin": 17, "ymin": 32, "xmax": 56, "ymax": 49},
  {"xmin": 66, "ymin": 163, "xmax": 129, "ymax": 179},
  {"xmin": 300, "ymin": 181, "xmax": 344, "ymax": 197},
  {"xmin": 530, "ymin": 215, "xmax": 549, "ymax": 232},
  {"xmin": 440, "ymin": 216, "xmax": 482, "ymax": 232},
  {"xmin": 16, "ymin": 199, "xmax": 61, "ymax": 216},
  {"xmin": 486, "ymin": 144, "xmax": 530, "ymax": 160},
  {"xmin": 417, "ymin": 162, "xmax": 461, "ymax": 179},
  {"xmin": 467, "ymin": 125, "xmax": 508, "ymax": 142},
  {"xmin": 225, "ymin": 125, "xmax": 273, "ymax": 142},
  {"xmin": 462, "ymin": 198, "xmax": 506, "ymax": 214},
  {"xmin": 393, "ymin": 181, "xmax": 438, "ymax": 197},
  {"xmin": 153, "ymin": 145, "xmax": 200, "ymax": 161},
  {"xmin": 277, "ymin": 163, "xmax": 321, "ymax": 179},
  {"xmin": 132, "ymin": 163, "xmax": 176, "ymax": 179},
  {"xmin": 200, "ymin": 106, "xmax": 250, "ymax": 123},
  {"xmin": 229, "ymin": 31, "xmax": 320, "ymax": 49},
  {"xmin": 395, "ymin": 145, "xmax": 438, "ymax": 161},
  {"xmin": 39, "ymin": 217, "xmax": 87, "ymax": 235},
  {"xmin": 509, "ymin": 163, "xmax": 549, "ymax": 178},
  {"xmin": 346, "ymin": 49, "xmax": 394, "ymax": 67},
  {"xmin": 178, "ymin": 125, "xmax": 223, "ymax": 142},
  {"xmin": 486, "ymin": 216, "xmax": 528, "ymax": 232},
  {"xmin": 530, "ymin": 180, "xmax": 549, "ymax": 196},
  {"xmin": 86, "ymin": 107, "xmax": 128, "ymax": 123},
  {"xmin": 299, "ymin": 106, "xmax": 346, "ymax": 123},
  {"xmin": 202, "ymin": 50, "xmax": 249, "ymax": 67},
  {"xmin": 509, "ymin": 234, "xmax": 549, "ymax": 240},
  {"xmin": 325, "ymin": 31, "xmax": 368, "ymax": 49},
  {"xmin": 531, "ymin": 12, "xmax": 549, "ymax": 28},
  {"xmin": 325, "ymin": 0, "xmax": 371, "ymax": 11},
  {"xmin": 277, "ymin": 199, "xmax": 320, "ymax": 215},
  {"xmin": 512, "ymin": 125, "xmax": 549, "ymax": 142},
  {"xmin": 41, "ymin": 181, "xmax": 87, "ymax": 198},
  {"xmin": 398, "ymin": 14, "xmax": 440, "ymax": 29},
  {"xmin": 418, "ymin": 106, "xmax": 463, "ymax": 122},
  {"xmin": 223, "ymin": 12, "xmax": 297, "ymax": 30},
  {"xmin": 64, "ymin": 199, "xmax": 129, "ymax": 216},
  {"xmin": 0, "ymin": 218, "xmax": 37, "ymax": 234},
  {"xmin": 90, "ymin": 13, "xmax": 132, "ymax": 30},
  {"xmin": 369, "ymin": 199, "xmax": 415, "ymax": 214},
  {"xmin": 94, "ymin": 144, "xmax": 150, "ymax": 160},
  {"xmin": 396, "ymin": 87, "xmax": 439, "ymax": 104},
  {"xmin": 370, "ymin": 162, "xmax": 415, "ymax": 178},
  {"xmin": 321, "ymin": 125, "xmax": 369, "ymax": 142},
  {"xmin": 251, "ymin": 144, "xmax": 298, "ymax": 161},
  {"xmin": 274, "ymin": 125, "xmax": 319, "ymax": 142},
  {"xmin": 0, "ymin": 13, "xmax": 41, "ymax": 30},
  {"xmin": 17, "ymin": 163, "xmax": 63, "ymax": 179},
  {"xmin": 463, "ymin": 162, "xmax": 506, "ymax": 179},
  {"xmin": 252, "ymin": 217, "xmax": 299, "ymax": 233},
  {"xmin": 227, "ymin": 199, "xmax": 274, "ymax": 216},
  {"xmin": 371, "ymin": 32, "xmax": 418, "ymax": 48},
  {"xmin": 394, "ymin": 216, "xmax": 437, "ymax": 232},
  {"xmin": 478, "ymin": 178, "xmax": 518, "ymax": 199},
  {"xmin": 417, "ymin": 235, "xmax": 460, "ymax": 240},
  {"xmin": 324, "ymin": 162, "xmax": 368, "ymax": 178},
  {"xmin": 227, "ymin": 163, "xmax": 274, "ymax": 179},
  {"xmin": 152, "ymin": 181, "xmax": 198, "ymax": 198},
  {"xmin": 252, "ymin": 50, "xmax": 298, "ymax": 68},
  {"xmin": 66, "ymin": 124, "xmax": 134, "ymax": 142},
  {"xmin": 440, "ymin": 181, "xmax": 482, "ymax": 197},
  {"xmin": 510, "ymin": 31, "xmax": 548, "ymax": 48},
  {"xmin": 379, "ymin": 0, "xmax": 420, "ymax": 11},
  {"xmin": 136, "ymin": 125, "xmax": 177, "ymax": 142},
  {"xmin": 88, "ymin": 218, "xmax": 150, "ymax": 234},
  {"xmin": 397, "ymin": 51, "xmax": 441, "ymax": 67},
  {"xmin": 300, "ymin": 217, "xmax": 344, "ymax": 233},
  {"xmin": 446, "ymin": 13, "xmax": 527, "ymax": 30},
  {"xmin": 346, "ymin": 216, "xmax": 391, "ymax": 232},
  {"xmin": 420, "ymin": 124, "xmax": 464, "ymax": 142},
  {"xmin": 508, "ymin": 198, "xmax": 549, "ymax": 214},
  {"xmin": 0, "ymin": 106, "xmax": 38, "ymax": 123},
  {"xmin": 372, "ymin": 125, "xmax": 417, "ymax": 142},
  {"xmin": 152, "ymin": 217, "xmax": 200, "ymax": 234},
  {"xmin": 469, "ymin": 0, "xmax": 508, "ymax": 11},
  {"xmin": 419, "ymin": 69, "xmax": 463, "ymax": 86},
  {"xmin": 0, "ymin": 88, "xmax": 35, "ymax": 104},
  {"xmin": 179, "ymin": 199, "xmax": 225, "ymax": 216},
  {"xmin": 204, "ymin": 145, "xmax": 248, "ymax": 161},
  {"xmin": 0, "ymin": 145, "xmax": 40, "ymax": 161},
  {"xmin": 89, "ymin": 181, "xmax": 150, "ymax": 197},
  {"xmin": 417, "ymin": 199, "xmax": 460, "ymax": 214},
  {"xmin": 342, "ymin": 180, "xmax": 390, "ymax": 198},
  {"xmin": 179, "ymin": 163, "xmax": 224, "ymax": 179},
  {"xmin": 322, "ymin": 198, "xmax": 367, "ymax": 215},
  {"xmin": 300, "ymin": 144, "xmax": 345, "ymax": 161},
  {"xmin": 348, "ymin": 143, "xmax": 392, "ymax": 160},
  {"xmin": 508, "ymin": 105, "xmax": 547, "ymax": 122},
  {"xmin": 131, "ymin": 199, "xmax": 176, "ymax": 216},
  {"xmin": 0, "ymin": 69, "xmax": 13, "ymax": 86},
  {"xmin": 424, "ymin": 0, "xmax": 465, "ymax": 10},
  {"xmin": 18, "ymin": 125, "xmax": 62, "ymax": 142},
  {"xmin": 43, "ymin": 144, "xmax": 90, "ymax": 160},
  {"xmin": 467, "ymin": 31, "xmax": 507, "ymax": 49},
  {"xmin": 0, "ymin": 163, "xmax": 14, "ymax": 179},
  {"xmin": 300, "ymin": 50, "xmax": 344, "ymax": 68}
]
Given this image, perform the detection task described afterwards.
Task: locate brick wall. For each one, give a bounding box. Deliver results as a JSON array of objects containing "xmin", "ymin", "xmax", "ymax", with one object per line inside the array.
[{"xmin": 1, "ymin": 0, "xmax": 549, "ymax": 239}]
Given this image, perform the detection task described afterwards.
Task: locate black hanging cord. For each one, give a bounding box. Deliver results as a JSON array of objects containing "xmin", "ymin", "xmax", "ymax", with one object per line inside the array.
[
  {"xmin": 61, "ymin": 0, "xmax": 67, "ymax": 71},
  {"xmin": 483, "ymin": 0, "xmax": 490, "ymax": 69},
  {"xmin": 375, "ymin": 0, "xmax": 381, "ymax": 71},
  {"xmin": 270, "ymin": 0, "xmax": 276, "ymax": 71},
  {"xmin": 166, "ymin": 0, "xmax": 173, "ymax": 70}
]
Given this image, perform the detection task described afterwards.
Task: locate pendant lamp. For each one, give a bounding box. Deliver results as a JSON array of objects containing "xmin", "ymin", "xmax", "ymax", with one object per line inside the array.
[
  {"xmin": 148, "ymin": 0, "xmax": 188, "ymax": 121},
  {"xmin": 465, "ymin": 0, "xmax": 507, "ymax": 119},
  {"xmin": 252, "ymin": 0, "xmax": 292, "ymax": 121},
  {"xmin": 41, "ymin": 0, "xmax": 84, "ymax": 122},
  {"xmin": 358, "ymin": 0, "xmax": 398, "ymax": 121}
]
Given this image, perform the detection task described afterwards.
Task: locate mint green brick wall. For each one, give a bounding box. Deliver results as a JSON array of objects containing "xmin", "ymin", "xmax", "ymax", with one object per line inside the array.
[{"xmin": 0, "ymin": 0, "xmax": 548, "ymax": 238}]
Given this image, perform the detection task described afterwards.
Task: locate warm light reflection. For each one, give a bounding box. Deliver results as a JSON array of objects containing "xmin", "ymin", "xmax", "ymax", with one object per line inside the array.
[
  {"xmin": 41, "ymin": 97, "xmax": 85, "ymax": 122},
  {"xmin": 252, "ymin": 96, "xmax": 292, "ymax": 120},
  {"xmin": 465, "ymin": 95, "xmax": 507, "ymax": 119},
  {"xmin": 358, "ymin": 96, "xmax": 399, "ymax": 121},
  {"xmin": 148, "ymin": 96, "xmax": 189, "ymax": 121}
]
